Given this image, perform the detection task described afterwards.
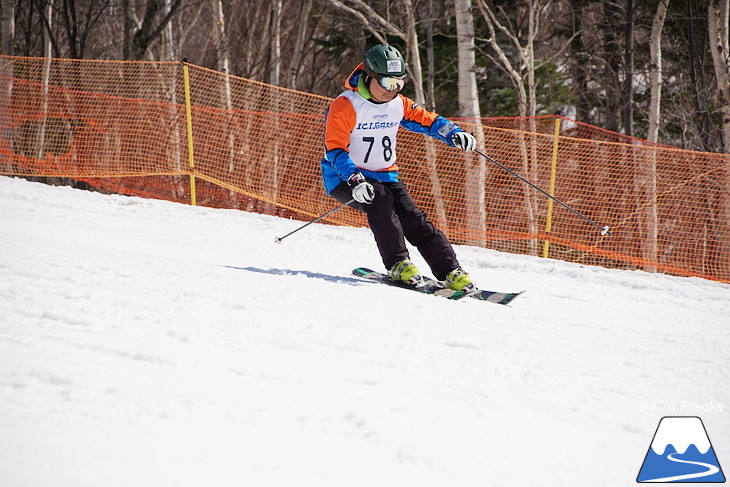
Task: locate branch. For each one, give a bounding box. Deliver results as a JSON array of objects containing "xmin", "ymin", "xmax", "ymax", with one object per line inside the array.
[
  {"xmin": 132, "ymin": 0, "xmax": 185, "ymax": 57},
  {"xmin": 474, "ymin": 0, "xmax": 522, "ymax": 85},
  {"xmin": 534, "ymin": 30, "xmax": 581, "ymax": 72},
  {"xmin": 319, "ymin": 0, "xmax": 405, "ymax": 42}
]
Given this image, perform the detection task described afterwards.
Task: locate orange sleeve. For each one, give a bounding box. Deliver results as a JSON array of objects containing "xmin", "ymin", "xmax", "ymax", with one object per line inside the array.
[
  {"xmin": 401, "ymin": 95, "xmax": 439, "ymax": 128},
  {"xmin": 324, "ymin": 96, "xmax": 357, "ymax": 152}
]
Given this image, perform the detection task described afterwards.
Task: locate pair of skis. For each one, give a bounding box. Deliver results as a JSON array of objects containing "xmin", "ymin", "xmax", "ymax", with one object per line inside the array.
[{"xmin": 352, "ymin": 267, "xmax": 523, "ymax": 305}]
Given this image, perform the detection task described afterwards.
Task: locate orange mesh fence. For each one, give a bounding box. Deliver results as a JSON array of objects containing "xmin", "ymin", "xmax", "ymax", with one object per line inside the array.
[{"xmin": 1, "ymin": 55, "xmax": 729, "ymax": 283}]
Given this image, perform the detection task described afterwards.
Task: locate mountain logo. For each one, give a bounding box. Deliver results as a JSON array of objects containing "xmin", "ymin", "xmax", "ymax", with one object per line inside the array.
[{"xmin": 637, "ymin": 416, "xmax": 725, "ymax": 483}]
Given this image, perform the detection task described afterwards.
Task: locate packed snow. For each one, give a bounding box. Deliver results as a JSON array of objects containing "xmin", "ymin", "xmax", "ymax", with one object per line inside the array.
[{"xmin": 1, "ymin": 175, "xmax": 728, "ymax": 487}]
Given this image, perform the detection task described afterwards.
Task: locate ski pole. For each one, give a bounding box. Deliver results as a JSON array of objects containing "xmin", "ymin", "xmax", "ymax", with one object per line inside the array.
[
  {"xmin": 274, "ymin": 199, "xmax": 355, "ymax": 243},
  {"xmin": 474, "ymin": 148, "xmax": 612, "ymax": 236}
]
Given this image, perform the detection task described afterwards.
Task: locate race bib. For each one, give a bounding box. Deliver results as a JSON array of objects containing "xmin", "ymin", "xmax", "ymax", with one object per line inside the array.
[{"xmin": 341, "ymin": 90, "xmax": 403, "ymax": 171}]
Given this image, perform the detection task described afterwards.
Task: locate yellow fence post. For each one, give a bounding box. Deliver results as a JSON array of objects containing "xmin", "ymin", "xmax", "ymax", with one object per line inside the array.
[
  {"xmin": 182, "ymin": 61, "xmax": 197, "ymax": 206},
  {"xmin": 542, "ymin": 115, "xmax": 562, "ymax": 258}
]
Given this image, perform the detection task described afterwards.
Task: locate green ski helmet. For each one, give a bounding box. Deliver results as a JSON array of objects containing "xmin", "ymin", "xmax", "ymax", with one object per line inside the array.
[{"xmin": 363, "ymin": 44, "xmax": 406, "ymax": 90}]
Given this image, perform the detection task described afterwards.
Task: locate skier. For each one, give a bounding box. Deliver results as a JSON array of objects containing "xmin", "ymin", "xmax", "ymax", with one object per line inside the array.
[{"xmin": 320, "ymin": 44, "xmax": 478, "ymax": 292}]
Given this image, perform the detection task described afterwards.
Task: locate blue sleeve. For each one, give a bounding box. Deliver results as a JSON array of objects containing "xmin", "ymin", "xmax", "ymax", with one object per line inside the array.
[
  {"xmin": 324, "ymin": 148, "xmax": 358, "ymax": 180},
  {"xmin": 400, "ymin": 115, "xmax": 463, "ymax": 147}
]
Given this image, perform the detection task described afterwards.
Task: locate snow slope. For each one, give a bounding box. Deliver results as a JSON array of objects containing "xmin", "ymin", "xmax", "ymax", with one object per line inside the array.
[{"xmin": 1, "ymin": 176, "xmax": 729, "ymax": 487}]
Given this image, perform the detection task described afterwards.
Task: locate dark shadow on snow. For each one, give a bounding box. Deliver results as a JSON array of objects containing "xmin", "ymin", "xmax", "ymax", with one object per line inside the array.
[{"xmin": 224, "ymin": 266, "xmax": 367, "ymax": 286}]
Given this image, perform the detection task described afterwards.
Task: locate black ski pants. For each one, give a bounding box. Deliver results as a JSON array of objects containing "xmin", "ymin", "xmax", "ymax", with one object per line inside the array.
[{"xmin": 331, "ymin": 179, "xmax": 459, "ymax": 280}]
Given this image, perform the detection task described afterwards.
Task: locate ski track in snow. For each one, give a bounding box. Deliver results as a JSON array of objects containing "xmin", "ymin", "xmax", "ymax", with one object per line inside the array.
[{"xmin": 1, "ymin": 176, "xmax": 729, "ymax": 487}]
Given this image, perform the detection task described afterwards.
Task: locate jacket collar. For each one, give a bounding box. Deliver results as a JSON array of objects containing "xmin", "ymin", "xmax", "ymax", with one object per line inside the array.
[{"xmin": 345, "ymin": 63, "xmax": 373, "ymax": 100}]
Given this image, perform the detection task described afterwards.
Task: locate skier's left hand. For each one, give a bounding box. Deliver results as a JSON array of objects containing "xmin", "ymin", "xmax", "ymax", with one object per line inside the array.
[{"xmin": 451, "ymin": 132, "xmax": 476, "ymax": 152}]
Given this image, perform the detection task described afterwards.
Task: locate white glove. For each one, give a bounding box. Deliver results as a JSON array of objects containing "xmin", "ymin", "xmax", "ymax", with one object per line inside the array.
[
  {"xmin": 347, "ymin": 173, "xmax": 375, "ymax": 204},
  {"xmin": 451, "ymin": 131, "xmax": 476, "ymax": 152}
]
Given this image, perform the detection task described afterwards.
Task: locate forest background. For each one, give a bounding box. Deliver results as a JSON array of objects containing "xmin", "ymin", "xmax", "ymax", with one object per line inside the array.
[{"xmin": 2, "ymin": 0, "xmax": 729, "ymax": 154}]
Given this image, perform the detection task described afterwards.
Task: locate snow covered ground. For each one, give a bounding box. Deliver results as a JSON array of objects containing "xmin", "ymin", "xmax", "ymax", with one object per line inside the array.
[{"xmin": 1, "ymin": 175, "xmax": 728, "ymax": 487}]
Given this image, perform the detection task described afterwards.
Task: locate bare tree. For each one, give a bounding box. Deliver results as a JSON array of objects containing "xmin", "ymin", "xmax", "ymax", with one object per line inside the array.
[
  {"xmin": 648, "ymin": 0, "xmax": 668, "ymax": 145},
  {"xmin": 475, "ymin": 0, "xmax": 572, "ymax": 254},
  {"xmin": 455, "ymin": 0, "xmax": 486, "ymax": 246},
  {"xmin": 269, "ymin": 0, "xmax": 282, "ymax": 86},
  {"xmin": 1, "ymin": 0, "xmax": 13, "ymax": 55},
  {"xmin": 623, "ymin": 0, "xmax": 634, "ymax": 137},
  {"xmin": 602, "ymin": 0, "xmax": 623, "ymax": 133},
  {"xmin": 641, "ymin": 0, "xmax": 669, "ymax": 273},
  {"xmin": 159, "ymin": 0, "xmax": 177, "ymax": 60},
  {"xmin": 685, "ymin": 0, "xmax": 715, "ymax": 152},
  {"xmin": 37, "ymin": 0, "xmax": 53, "ymax": 162},
  {"xmin": 708, "ymin": 0, "xmax": 730, "ymax": 278},
  {"xmin": 287, "ymin": 0, "xmax": 313, "ymax": 90},
  {"xmin": 318, "ymin": 0, "xmax": 404, "ymax": 44},
  {"xmin": 709, "ymin": 0, "xmax": 730, "ymax": 150},
  {"xmin": 1, "ymin": 0, "xmax": 13, "ymax": 173},
  {"xmin": 212, "ymin": 0, "xmax": 229, "ymax": 73},
  {"xmin": 317, "ymin": 0, "xmax": 408, "ymax": 91},
  {"xmin": 265, "ymin": 0, "xmax": 283, "ymax": 213},
  {"xmin": 125, "ymin": 0, "xmax": 184, "ymax": 60},
  {"xmin": 568, "ymin": 0, "xmax": 590, "ymax": 122},
  {"xmin": 424, "ymin": 0, "xmax": 436, "ymax": 111},
  {"xmin": 476, "ymin": 0, "xmax": 529, "ymax": 118},
  {"xmin": 59, "ymin": 0, "xmax": 110, "ymax": 58}
]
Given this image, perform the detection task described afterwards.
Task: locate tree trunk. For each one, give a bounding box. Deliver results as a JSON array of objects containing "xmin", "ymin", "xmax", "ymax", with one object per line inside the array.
[
  {"xmin": 213, "ymin": 0, "xmax": 237, "ymax": 206},
  {"xmin": 164, "ymin": 0, "xmax": 182, "ymax": 192},
  {"xmin": 425, "ymin": 0, "xmax": 436, "ymax": 111},
  {"xmin": 454, "ymin": 0, "xmax": 486, "ymax": 247},
  {"xmin": 287, "ymin": 0, "xmax": 313, "ymax": 90},
  {"xmin": 399, "ymin": 0, "xmax": 447, "ymax": 231},
  {"xmin": 570, "ymin": 0, "xmax": 590, "ymax": 122},
  {"xmin": 0, "ymin": 0, "xmax": 13, "ymax": 173},
  {"xmin": 708, "ymin": 0, "xmax": 730, "ymax": 280},
  {"xmin": 1, "ymin": 0, "xmax": 13, "ymax": 55},
  {"xmin": 264, "ymin": 0, "xmax": 282, "ymax": 214},
  {"xmin": 709, "ymin": 0, "xmax": 730, "ymax": 148},
  {"xmin": 647, "ymin": 1, "xmax": 667, "ymax": 145},
  {"xmin": 477, "ymin": 0, "xmax": 550, "ymax": 254},
  {"xmin": 401, "ymin": 0, "xmax": 424, "ymax": 106},
  {"xmin": 526, "ymin": 1, "xmax": 539, "ymax": 256},
  {"xmin": 269, "ymin": 0, "xmax": 281, "ymax": 86},
  {"xmin": 687, "ymin": 0, "xmax": 712, "ymax": 152},
  {"xmin": 642, "ymin": 0, "xmax": 668, "ymax": 273},
  {"xmin": 129, "ymin": 0, "xmax": 183, "ymax": 61},
  {"xmin": 38, "ymin": 0, "xmax": 53, "ymax": 163},
  {"xmin": 160, "ymin": 0, "xmax": 176, "ymax": 61},
  {"xmin": 623, "ymin": 0, "xmax": 634, "ymax": 137},
  {"xmin": 603, "ymin": 0, "xmax": 623, "ymax": 133},
  {"xmin": 122, "ymin": 0, "xmax": 134, "ymax": 60}
]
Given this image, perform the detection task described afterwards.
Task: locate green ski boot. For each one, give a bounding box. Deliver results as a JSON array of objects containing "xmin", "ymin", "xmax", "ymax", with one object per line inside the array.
[
  {"xmin": 444, "ymin": 268, "xmax": 476, "ymax": 292},
  {"xmin": 388, "ymin": 259, "xmax": 422, "ymax": 286}
]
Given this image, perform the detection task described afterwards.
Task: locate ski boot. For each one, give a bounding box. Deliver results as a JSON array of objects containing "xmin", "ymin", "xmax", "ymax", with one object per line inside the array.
[
  {"xmin": 388, "ymin": 259, "xmax": 423, "ymax": 286},
  {"xmin": 444, "ymin": 268, "xmax": 476, "ymax": 293}
]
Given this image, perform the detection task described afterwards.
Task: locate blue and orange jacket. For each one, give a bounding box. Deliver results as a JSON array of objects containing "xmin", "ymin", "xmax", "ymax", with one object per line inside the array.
[{"xmin": 320, "ymin": 63, "xmax": 464, "ymax": 194}]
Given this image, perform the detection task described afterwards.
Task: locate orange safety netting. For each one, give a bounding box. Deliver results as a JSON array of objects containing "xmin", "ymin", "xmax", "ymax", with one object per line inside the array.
[{"xmin": 1, "ymin": 55, "xmax": 729, "ymax": 283}]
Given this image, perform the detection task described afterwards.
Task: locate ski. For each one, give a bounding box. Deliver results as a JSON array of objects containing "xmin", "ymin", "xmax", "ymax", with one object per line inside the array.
[{"xmin": 352, "ymin": 267, "xmax": 523, "ymax": 305}]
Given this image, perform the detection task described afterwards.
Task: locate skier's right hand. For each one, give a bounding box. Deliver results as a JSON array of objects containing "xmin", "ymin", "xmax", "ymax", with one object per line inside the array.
[{"xmin": 348, "ymin": 172, "xmax": 375, "ymax": 204}]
